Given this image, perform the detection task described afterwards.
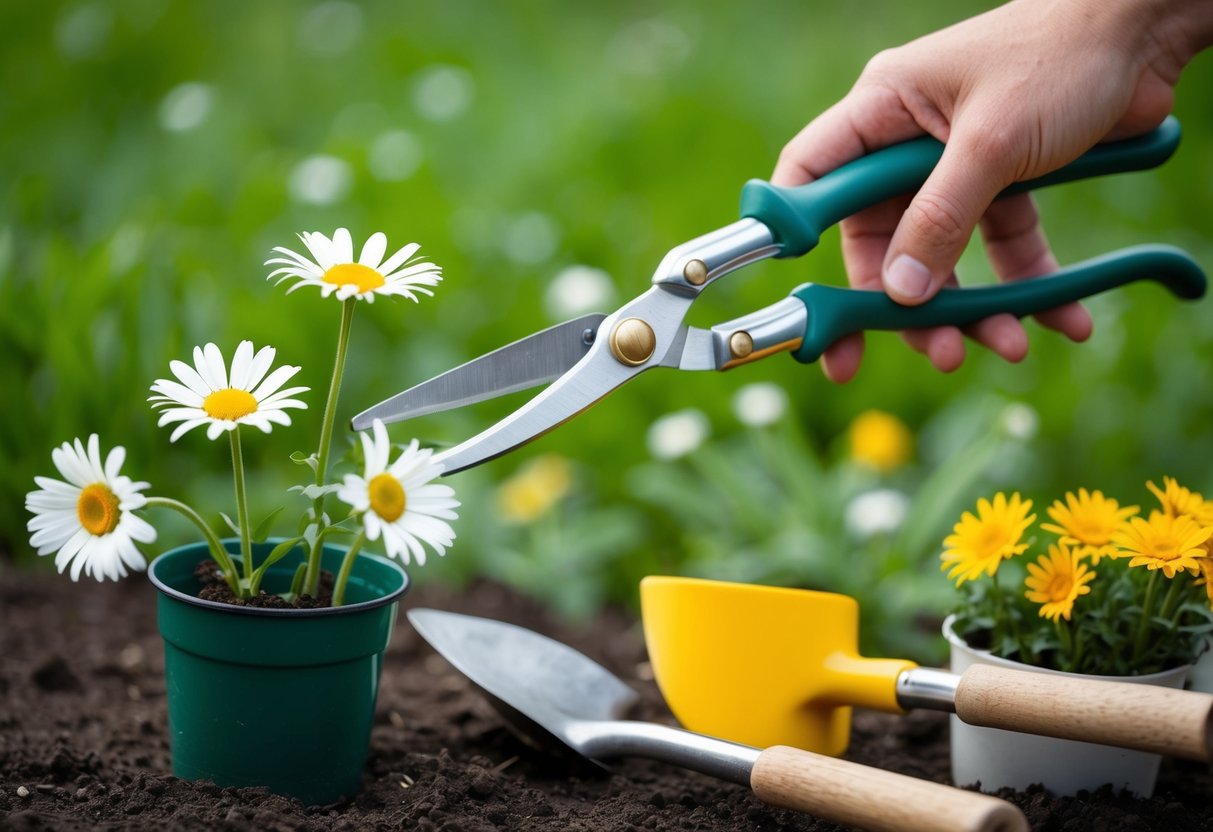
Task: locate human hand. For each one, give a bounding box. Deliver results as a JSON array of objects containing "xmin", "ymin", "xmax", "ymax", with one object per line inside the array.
[{"xmin": 774, "ymin": 0, "xmax": 1212, "ymax": 382}]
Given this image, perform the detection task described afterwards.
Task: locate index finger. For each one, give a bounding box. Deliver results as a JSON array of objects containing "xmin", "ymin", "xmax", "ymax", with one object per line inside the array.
[{"xmin": 771, "ymin": 84, "xmax": 931, "ymax": 187}]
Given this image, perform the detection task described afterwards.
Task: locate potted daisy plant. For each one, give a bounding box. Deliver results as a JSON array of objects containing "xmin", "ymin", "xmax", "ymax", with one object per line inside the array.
[
  {"xmin": 24, "ymin": 229, "xmax": 459, "ymax": 805},
  {"xmin": 940, "ymin": 480, "xmax": 1213, "ymax": 797}
]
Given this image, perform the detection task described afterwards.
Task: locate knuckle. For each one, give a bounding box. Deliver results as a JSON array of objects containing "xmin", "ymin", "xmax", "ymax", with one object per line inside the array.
[
  {"xmin": 907, "ymin": 191, "xmax": 970, "ymax": 250},
  {"xmin": 860, "ymin": 48, "xmax": 900, "ymax": 81}
]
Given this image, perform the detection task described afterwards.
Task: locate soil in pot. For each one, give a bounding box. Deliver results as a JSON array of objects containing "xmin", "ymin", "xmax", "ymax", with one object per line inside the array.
[
  {"xmin": 3, "ymin": 571, "xmax": 1213, "ymax": 830},
  {"xmin": 193, "ymin": 559, "xmax": 335, "ymax": 608}
]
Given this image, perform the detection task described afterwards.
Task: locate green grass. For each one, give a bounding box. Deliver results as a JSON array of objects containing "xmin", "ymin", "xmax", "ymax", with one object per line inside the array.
[{"xmin": 3, "ymin": 2, "xmax": 1212, "ymax": 641}]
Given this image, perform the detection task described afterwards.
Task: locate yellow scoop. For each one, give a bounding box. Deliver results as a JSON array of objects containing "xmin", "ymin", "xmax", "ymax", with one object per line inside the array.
[{"xmin": 640, "ymin": 576, "xmax": 1213, "ymax": 761}]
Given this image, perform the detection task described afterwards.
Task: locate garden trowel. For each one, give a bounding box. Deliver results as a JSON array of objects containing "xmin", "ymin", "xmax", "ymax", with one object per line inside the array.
[
  {"xmin": 640, "ymin": 576, "xmax": 1213, "ymax": 760},
  {"xmin": 408, "ymin": 608, "xmax": 1027, "ymax": 832}
]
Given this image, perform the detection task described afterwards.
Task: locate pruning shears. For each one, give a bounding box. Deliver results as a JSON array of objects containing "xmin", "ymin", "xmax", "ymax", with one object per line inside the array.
[{"xmin": 353, "ymin": 116, "xmax": 1205, "ymax": 474}]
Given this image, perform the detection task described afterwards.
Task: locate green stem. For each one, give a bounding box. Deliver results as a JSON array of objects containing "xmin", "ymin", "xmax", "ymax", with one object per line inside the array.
[
  {"xmin": 144, "ymin": 496, "xmax": 243, "ymax": 597},
  {"xmin": 1132, "ymin": 570, "xmax": 1161, "ymax": 666},
  {"xmin": 332, "ymin": 530, "xmax": 367, "ymax": 607},
  {"xmin": 229, "ymin": 429, "xmax": 253, "ymax": 584},
  {"xmin": 1056, "ymin": 617, "xmax": 1074, "ymax": 672},
  {"xmin": 305, "ymin": 297, "xmax": 357, "ymax": 595},
  {"xmin": 1159, "ymin": 576, "xmax": 1184, "ymax": 625}
]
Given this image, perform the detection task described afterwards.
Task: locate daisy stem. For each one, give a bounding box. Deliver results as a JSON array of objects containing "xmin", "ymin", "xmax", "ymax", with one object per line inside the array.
[
  {"xmin": 229, "ymin": 429, "xmax": 253, "ymax": 588},
  {"xmin": 1159, "ymin": 576, "xmax": 1185, "ymax": 631},
  {"xmin": 332, "ymin": 530, "xmax": 367, "ymax": 607},
  {"xmin": 1132, "ymin": 570, "xmax": 1161, "ymax": 666},
  {"xmin": 305, "ymin": 297, "xmax": 357, "ymax": 595},
  {"xmin": 144, "ymin": 497, "xmax": 242, "ymax": 597}
]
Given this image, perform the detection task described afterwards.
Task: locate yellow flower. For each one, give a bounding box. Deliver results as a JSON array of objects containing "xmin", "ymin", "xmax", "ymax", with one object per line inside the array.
[
  {"xmin": 1024, "ymin": 542, "xmax": 1095, "ymax": 622},
  {"xmin": 940, "ymin": 492, "xmax": 1036, "ymax": 586},
  {"xmin": 1112, "ymin": 511, "xmax": 1213, "ymax": 578},
  {"xmin": 1147, "ymin": 476, "xmax": 1213, "ymax": 524},
  {"xmin": 1196, "ymin": 559, "xmax": 1213, "ymax": 609},
  {"xmin": 496, "ymin": 455, "xmax": 572, "ymax": 524},
  {"xmin": 848, "ymin": 410, "xmax": 912, "ymax": 472},
  {"xmin": 1040, "ymin": 488, "xmax": 1138, "ymax": 565}
]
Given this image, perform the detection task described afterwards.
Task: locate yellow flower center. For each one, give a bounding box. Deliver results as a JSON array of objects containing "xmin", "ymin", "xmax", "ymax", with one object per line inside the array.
[
  {"xmin": 323, "ymin": 263, "xmax": 385, "ymax": 293},
  {"xmin": 77, "ymin": 483, "xmax": 121, "ymax": 536},
  {"xmin": 1045, "ymin": 572, "xmax": 1074, "ymax": 602},
  {"xmin": 203, "ymin": 388, "xmax": 259, "ymax": 421},
  {"xmin": 368, "ymin": 472, "xmax": 406, "ymax": 522},
  {"xmin": 976, "ymin": 523, "xmax": 1011, "ymax": 558}
]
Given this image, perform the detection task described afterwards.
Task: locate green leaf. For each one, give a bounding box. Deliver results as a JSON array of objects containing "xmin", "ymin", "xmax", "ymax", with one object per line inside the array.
[
  {"xmin": 249, "ymin": 536, "xmax": 305, "ymax": 594},
  {"xmin": 289, "ymin": 483, "xmax": 343, "ymax": 500},
  {"xmin": 219, "ymin": 512, "xmax": 241, "ymax": 537},
  {"xmin": 251, "ymin": 506, "xmax": 285, "ymax": 542},
  {"xmin": 290, "ymin": 451, "xmax": 319, "ymax": 474}
]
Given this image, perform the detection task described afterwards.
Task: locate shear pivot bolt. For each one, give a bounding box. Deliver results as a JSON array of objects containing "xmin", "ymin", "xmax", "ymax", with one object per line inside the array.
[
  {"xmin": 683, "ymin": 259, "xmax": 708, "ymax": 286},
  {"xmin": 610, "ymin": 318, "xmax": 656, "ymax": 366},
  {"xmin": 729, "ymin": 331, "xmax": 754, "ymax": 359}
]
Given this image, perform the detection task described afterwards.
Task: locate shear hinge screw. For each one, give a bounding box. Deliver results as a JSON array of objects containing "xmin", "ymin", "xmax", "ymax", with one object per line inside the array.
[
  {"xmin": 729, "ymin": 331, "xmax": 754, "ymax": 359},
  {"xmin": 610, "ymin": 318, "xmax": 656, "ymax": 366},
  {"xmin": 683, "ymin": 259, "xmax": 708, "ymax": 286}
]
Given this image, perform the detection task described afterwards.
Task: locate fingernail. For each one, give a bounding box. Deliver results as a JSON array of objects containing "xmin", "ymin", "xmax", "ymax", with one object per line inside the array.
[{"xmin": 884, "ymin": 254, "xmax": 931, "ymax": 300}]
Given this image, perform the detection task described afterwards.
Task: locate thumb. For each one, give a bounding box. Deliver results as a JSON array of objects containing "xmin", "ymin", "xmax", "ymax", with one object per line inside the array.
[{"xmin": 882, "ymin": 131, "xmax": 1016, "ymax": 305}]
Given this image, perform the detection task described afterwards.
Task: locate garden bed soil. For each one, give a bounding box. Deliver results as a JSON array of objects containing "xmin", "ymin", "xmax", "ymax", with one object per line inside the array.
[{"xmin": 2, "ymin": 568, "xmax": 1212, "ymax": 831}]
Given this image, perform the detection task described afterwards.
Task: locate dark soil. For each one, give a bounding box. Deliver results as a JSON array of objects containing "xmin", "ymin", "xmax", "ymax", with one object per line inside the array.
[
  {"xmin": 2, "ymin": 569, "xmax": 1212, "ymax": 831},
  {"xmin": 193, "ymin": 560, "xmax": 334, "ymax": 609}
]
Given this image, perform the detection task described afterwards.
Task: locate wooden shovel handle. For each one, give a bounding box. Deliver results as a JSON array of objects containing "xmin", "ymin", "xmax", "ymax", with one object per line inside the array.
[
  {"xmin": 751, "ymin": 746, "xmax": 1027, "ymax": 832},
  {"xmin": 954, "ymin": 663, "xmax": 1213, "ymax": 761}
]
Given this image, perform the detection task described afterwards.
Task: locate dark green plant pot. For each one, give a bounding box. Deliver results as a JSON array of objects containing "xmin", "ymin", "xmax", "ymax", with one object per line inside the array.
[{"xmin": 147, "ymin": 540, "xmax": 408, "ymax": 805}]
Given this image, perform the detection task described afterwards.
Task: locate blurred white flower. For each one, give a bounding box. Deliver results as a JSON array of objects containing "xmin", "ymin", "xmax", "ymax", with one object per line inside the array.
[
  {"xmin": 297, "ymin": 1, "xmax": 363, "ymax": 56},
  {"xmin": 732, "ymin": 382, "xmax": 787, "ymax": 428},
  {"xmin": 413, "ymin": 65, "xmax": 475, "ymax": 122},
  {"xmin": 26, "ymin": 435, "xmax": 155, "ymax": 581},
  {"xmin": 502, "ymin": 212, "xmax": 559, "ymax": 265},
  {"xmin": 609, "ymin": 19, "xmax": 691, "ymax": 76},
  {"xmin": 1000, "ymin": 402, "xmax": 1039, "ymax": 441},
  {"xmin": 369, "ymin": 130, "xmax": 423, "ymax": 181},
  {"xmin": 56, "ymin": 3, "xmax": 111, "ymax": 59},
  {"xmin": 544, "ymin": 265, "xmax": 614, "ymax": 320},
  {"xmin": 845, "ymin": 489, "xmax": 910, "ymax": 540},
  {"xmin": 159, "ymin": 82, "xmax": 214, "ymax": 132},
  {"xmin": 288, "ymin": 155, "xmax": 352, "ymax": 205},
  {"xmin": 647, "ymin": 409, "xmax": 710, "ymax": 460}
]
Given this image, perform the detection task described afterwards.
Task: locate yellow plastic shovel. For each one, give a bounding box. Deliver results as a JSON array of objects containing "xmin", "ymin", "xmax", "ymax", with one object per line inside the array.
[{"xmin": 640, "ymin": 576, "xmax": 1213, "ymax": 761}]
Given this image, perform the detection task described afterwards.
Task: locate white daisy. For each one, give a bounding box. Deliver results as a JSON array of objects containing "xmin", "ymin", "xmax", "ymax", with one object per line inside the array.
[
  {"xmin": 149, "ymin": 340, "xmax": 309, "ymax": 442},
  {"xmin": 337, "ymin": 419, "xmax": 459, "ymax": 566},
  {"xmin": 265, "ymin": 228, "xmax": 442, "ymax": 303},
  {"xmin": 26, "ymin": 435, "xmax": 157, "ymax": 581}
]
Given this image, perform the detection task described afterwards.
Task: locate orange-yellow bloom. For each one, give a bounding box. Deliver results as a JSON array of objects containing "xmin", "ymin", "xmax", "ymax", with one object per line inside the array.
[
  {"xmin": 940, "ymin": 492, "xmax": 1036, "ymax": 586},
  {"xmin": 1024, "ymin": 542, "xmax": 1095, "ymax": 622},
  {"xmin": 848, "ymin": 410, "xmax": 912, "ymax": 473},
  {"xmin": 1112, "ymin": 511, "xmax": 1213, "ymax": 578},
  {"xmin": 1041, "ymin": 488, "xmax": 1138, "ymax": 565},
  {"xmin": 1147, "ymin": 477, "xmax": 1213, "ymax": 524}
]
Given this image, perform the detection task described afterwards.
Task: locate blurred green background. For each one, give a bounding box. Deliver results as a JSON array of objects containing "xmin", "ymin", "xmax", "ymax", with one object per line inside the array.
[{"xmin": 3, "ymin": 1, "xmax": 1211, "ymax": 660}]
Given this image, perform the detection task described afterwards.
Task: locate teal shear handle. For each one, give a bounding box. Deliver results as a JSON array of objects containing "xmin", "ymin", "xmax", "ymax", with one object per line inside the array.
[
  {"xmin": 741, "ymin": 117, "xmax": 1182, "ymax": 258},
  {"xmin": 790, "ymin": 244, "xmax": 1206, "ymax": 364}
]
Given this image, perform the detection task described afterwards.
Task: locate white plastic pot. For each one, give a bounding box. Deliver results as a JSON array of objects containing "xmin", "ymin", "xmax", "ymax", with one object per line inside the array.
[{"xmin": 944, "ymin": 615, "xmax": 1189, "ymax": 797}]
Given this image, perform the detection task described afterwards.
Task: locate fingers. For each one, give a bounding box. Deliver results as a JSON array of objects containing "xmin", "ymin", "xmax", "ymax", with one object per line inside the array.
[
  {"xmin": 822, "ymin": 333, "xmax": 865, "ymax": 383},
  {"xmin": 979, "ymin": 192, "xmax": 1093, "ymax": 343},
  {"xmin": 772, "ymin": 84, "xmax": 926, "ymax": 187},
  {"xmin": 882, "ymin": 127, "xmax": 1018, "ymax": 305}
]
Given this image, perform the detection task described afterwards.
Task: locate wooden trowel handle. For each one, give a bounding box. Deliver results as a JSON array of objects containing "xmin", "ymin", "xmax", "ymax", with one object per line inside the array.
[
  {"xmin": 751, "ymin": 746, "xmax": 1027, "ymax": 832},
  {"xmin": 954, "ymin": 663, "xmax": 1213, "ymax": 761}
]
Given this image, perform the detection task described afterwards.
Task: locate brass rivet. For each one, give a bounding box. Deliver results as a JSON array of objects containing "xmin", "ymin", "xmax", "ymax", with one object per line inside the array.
[
  {"xmin": 609, "ymin": 318, "xmax": 656, "ymax": 366},
  {"xmin": 683, "ymin": 259, "xmax": 708, "ymax": 286},
  {"xmin": 729, "ymin": 331, "xmax": 754, "ymax": 359}
]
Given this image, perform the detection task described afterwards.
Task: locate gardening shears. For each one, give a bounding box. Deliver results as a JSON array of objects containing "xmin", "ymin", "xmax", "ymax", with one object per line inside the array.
[{"xmin": 353, "ymin": 116, "xmax": 1206, "ymax": 473}]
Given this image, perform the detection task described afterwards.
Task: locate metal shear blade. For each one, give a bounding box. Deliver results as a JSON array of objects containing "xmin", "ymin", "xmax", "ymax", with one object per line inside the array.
[{"xmin": 387, "ymin": 287, "xmax": 704, "ymax": 475}]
